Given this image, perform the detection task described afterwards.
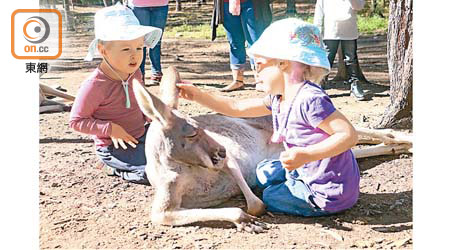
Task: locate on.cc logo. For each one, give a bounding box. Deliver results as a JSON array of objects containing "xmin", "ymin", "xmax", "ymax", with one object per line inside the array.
[{"xmin": 23, "ymin": 16, "xmax": 50, "ymax": 44}]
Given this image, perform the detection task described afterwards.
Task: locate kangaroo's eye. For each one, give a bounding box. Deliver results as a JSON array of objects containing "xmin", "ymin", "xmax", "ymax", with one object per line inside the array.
[
  {"xmin": 185, "ymin": 132, "xmax": 197, "ymax": 139},
  {"xmin": 182, "ymin": 124, "xmax": 198, "ymax": 138}
]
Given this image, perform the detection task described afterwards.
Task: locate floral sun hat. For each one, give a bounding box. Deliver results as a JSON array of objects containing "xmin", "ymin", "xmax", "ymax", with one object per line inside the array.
[
  {"xmin": 247, "ymin": 18, "xmax": 330, "ymax": 73},
  {"xmin": 84, "ymin": 2, "xmax": 162, "ymax": 61}
]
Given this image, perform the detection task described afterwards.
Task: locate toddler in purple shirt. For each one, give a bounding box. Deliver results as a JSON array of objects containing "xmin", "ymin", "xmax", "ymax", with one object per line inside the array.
[
  {"xmin": 177, "ymin": 18, "xmax": 360, "ymax": 216},
  {"xmin": 69, "ymin": 3, "xmax": 161, "ymax": 185}
]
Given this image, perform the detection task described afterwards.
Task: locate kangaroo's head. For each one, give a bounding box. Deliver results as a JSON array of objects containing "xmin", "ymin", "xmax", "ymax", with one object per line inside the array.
[{"xmin": 133, "ymin": 66, "xmax": 226, "ymax": 171}]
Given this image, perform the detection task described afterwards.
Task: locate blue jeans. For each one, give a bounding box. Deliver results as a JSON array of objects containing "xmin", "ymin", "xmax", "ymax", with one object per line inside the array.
[
  {"xmin": 256, "ymin": 159, "xmax": 330, "ymax": 217},
  {"xmin": 96, "ymin": 125, "xmax": 149, "ymax": 185},
  {"xmin": 131, "ymin": 5, "xmax": 169, "ymax": 77},
  {"xmin": 223, "ymin": 0, "xmax": 263, "ymax": 70}
]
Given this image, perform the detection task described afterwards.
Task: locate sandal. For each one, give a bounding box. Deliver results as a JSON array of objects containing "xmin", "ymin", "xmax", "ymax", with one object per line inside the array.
[
  {"xmin": 145, "ymin": 73, "xmax": 163, "ymax": 87},
  {"xmin": 220, "ymin": 80, "xmax": 244, "ymax": 92}
]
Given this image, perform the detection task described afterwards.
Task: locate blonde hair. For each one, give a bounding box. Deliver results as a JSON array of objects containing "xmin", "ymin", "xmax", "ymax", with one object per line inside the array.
[
  {"xmin": 289, "ymin": 61, "xmax": 328, "ymax": 84},
  {"xmin": 304, "ymin": 66, "xmax": 328, "ymax": 84}
]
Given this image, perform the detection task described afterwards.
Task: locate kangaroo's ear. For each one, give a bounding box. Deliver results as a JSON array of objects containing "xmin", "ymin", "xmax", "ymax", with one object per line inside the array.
[
  {"xmin": 133, "ymin": 79, "xmax": 173, "ymax": 128},
  {"xmin": 160, "ymin": 66, "xmax": 180, "ymax": 109}
]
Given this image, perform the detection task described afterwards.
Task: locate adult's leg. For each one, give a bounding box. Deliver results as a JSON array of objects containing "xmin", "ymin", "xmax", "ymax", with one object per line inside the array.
[
  {"xmin": 240, "ymin": 0, "xmax": 262, "ymax": 69},
  {"xmin": 322, "ymin": 40, "xmax": 340, "ymax": 87},
  {"xmin": 323, "ymin": 40, "xmax": 340, "ymax": 68},
  {"xmin": 341, "ymin": 39, "xmax": 369, "ymax": 101},
  {"xmin": 221, "ymin": 3, "xmax": 247, "ymax": 92},
  {"xmin": 132, "ymin": 7, "xmax": 151, "ymax": 79},
  {"xmin": 148, "ymin": 5, "xmax": 169, "ymax": 83}
]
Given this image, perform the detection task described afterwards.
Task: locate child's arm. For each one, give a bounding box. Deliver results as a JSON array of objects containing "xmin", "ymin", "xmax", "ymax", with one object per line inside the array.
[
  {"xmin": 177, "ymin": 83, "xmax": 271, "ymax": 118},
  {"xmin": 280, "ymin": 110, "xmax": 358, "ymax": 171},
  {"xmin": 69, "ymin": 81, "xmax": 138, "ymax": 149},
  {"xmin": 69, "ymin": 82, "xmax": 111, "ymax": 136}
]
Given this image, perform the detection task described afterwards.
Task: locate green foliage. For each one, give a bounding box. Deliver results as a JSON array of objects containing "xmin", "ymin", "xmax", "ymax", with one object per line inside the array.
[
  {"xmin": 164, "ymin": 24, "xmax": 226, "ymax": 40},
  {"xmin": 275, "ymin": 14, "xmax": 387, "ymax": 35},
  {"xmin": 357, "ymin": 15, "xmax": 388, "ymax": 34},
  {"xmin": 158, "ymin": 2, "xmax": 389, "ymax": 39}
]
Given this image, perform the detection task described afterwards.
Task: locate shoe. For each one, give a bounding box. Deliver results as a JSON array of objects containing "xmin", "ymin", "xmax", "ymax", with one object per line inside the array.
[
  {"xmin": 220, "ymin": 80, "xmax": 244, "ymax": 92},
  {"xmin": 350, "ymin": 81, "xmax": 370, "ymax": 101},
  {"xmin": 146, "ymin": 73, "xmax": 163, "ymax": 87}
]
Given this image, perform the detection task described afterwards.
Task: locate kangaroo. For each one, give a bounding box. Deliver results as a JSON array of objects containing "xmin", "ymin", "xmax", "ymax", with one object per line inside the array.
[{"xmin": 132, "ymin": 66, "xmax": 283, "ymax": 232}]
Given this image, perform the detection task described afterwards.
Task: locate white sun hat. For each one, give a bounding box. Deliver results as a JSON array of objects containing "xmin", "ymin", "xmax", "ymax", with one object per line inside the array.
[
  {"xmin": 247, "ymin": 18, "xmax": 330, "ymax": 73},
  {"xmin": 84, "ymin": 2, "xmax": 162, "ymax": 61}
]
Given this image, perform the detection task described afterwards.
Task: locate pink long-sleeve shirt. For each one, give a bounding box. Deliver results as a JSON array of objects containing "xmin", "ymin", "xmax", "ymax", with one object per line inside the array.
[{"xmin": 69, "ymin": 68, "xmax": 149, "ymax": 148}]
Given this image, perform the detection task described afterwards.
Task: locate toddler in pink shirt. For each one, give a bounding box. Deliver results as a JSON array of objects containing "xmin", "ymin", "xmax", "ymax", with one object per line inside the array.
[{"xmin": 69, "ymin": 3, "xmax": 161, "ymax": 185}]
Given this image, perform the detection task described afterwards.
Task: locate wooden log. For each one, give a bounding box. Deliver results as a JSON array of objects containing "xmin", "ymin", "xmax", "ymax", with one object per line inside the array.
[
  {"xmin": 352, "ymin": 143, "xmax": 412, "ymax": 159},
  {"xmin": 39, "ymin": 86, "xmax": 47, "ymax": 106},
  {"xmin": 356, "ymin": 127, "xmax": 412, "ymax": 145},
  {"xmin": 357, "ymin": 137, "xmax": 383, "ymax": 145},
  {"xmin": 352, "ymin": 127, "xmax": 413, "ymax": 158},
  {"xmin": 40, "ymin": 105, "xmax": 64, "ymax": 113},
  {"xmin": 40, "ymin": 84, "xmax": 75, "ymax": 101}
]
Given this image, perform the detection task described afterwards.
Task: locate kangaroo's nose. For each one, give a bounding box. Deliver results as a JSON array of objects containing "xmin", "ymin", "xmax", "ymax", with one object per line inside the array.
[{"xmin": 218, "ymin": 148, "xmax": 226, "ymax": 158}]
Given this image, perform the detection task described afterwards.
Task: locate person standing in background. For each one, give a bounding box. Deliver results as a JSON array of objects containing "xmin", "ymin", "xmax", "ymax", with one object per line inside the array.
[
  {"xmin": 128, "ymin": 0, "xmax": 169, "ymax": 86},
  {"xmin": 314, "ymin": 0, "xmax": 370, "ymax": 101},
  {"xmin": 212, "ymin": 0, "xmax": 272, "ymax": 92}
]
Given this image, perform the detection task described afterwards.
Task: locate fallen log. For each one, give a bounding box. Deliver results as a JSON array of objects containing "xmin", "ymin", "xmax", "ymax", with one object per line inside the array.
[
  {"xmin": 353, "ymin": 127, "xmax": 412, "ymax": 159},
  {"xmin": 40, "ymin": 105, "xmax": 65, "ymax": 113},
  {"xmin": 40, "ymin": 84, "xmax": 75, "ymax": 101},
  {"xmin": 39, "ymin": 84, "xmax": 72, "ymax": 113},
  {"xmin": 352, "ymin": 143, "xmax": 412, "ymax": 159},
  {"xmin": 356, "ymin": 127, "xmax": 412, "ymax": 145}
]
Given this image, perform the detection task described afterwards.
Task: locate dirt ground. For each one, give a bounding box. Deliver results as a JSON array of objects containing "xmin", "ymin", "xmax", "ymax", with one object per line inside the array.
[{"xmin": 39, "ymin": 2, "xmax": 412, "ymax": 249}]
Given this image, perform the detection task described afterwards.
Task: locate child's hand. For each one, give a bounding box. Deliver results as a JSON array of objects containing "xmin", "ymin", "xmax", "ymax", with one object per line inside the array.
[
  {"xmin": 176, "ymin": 82, "xmax": 201, "ymax": 101},
  {"xmin": 110, "ymin": 123, "xmax": 138, "ymax": 150},
  {"xmin": 229, "ymin": 0, "xmax": 241, "ymax": 16},
  {"xmin": 280, "ymin": 147, "xmax": 310, "ymax": 171}
]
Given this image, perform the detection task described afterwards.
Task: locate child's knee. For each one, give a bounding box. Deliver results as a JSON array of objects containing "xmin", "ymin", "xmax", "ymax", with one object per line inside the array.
[{"xmin": 256, "ymin": 159, "xmax": 286, "ymax": 187}]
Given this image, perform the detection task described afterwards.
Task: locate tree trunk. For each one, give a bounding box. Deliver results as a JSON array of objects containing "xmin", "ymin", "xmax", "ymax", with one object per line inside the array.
[
  {"xmin": 286, "ymin": 0, "xmax": 297, "ymax": 15},
  {"xmin": 376, "ymin": 0, "xmax": 413, "ymax": 129},
  {"xmin": 332, "ymin": 44, "xmax": 347, "ymax": 81},
  {"xmin": 63, "ymin": 0, "xmax": 76, "ymax": 31},
  {"xmin": 175, "ymin": 0, "xmax": 182, "ymax": 12},
  {"xmin": 370, "ymin": 0, "xmax": 377, "ymax": 16}
]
